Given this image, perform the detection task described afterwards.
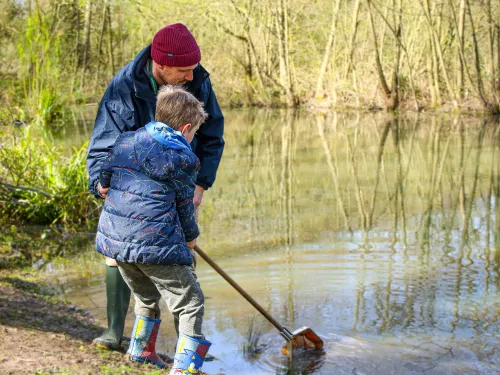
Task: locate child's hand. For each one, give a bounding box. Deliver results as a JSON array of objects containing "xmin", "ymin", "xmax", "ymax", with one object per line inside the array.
[
  {"xmin": 193, "ymin": 185, "xmax": 205, "ymax": 207},
  {"xmin": 98, "ymin": 182, "xmax": 109, "ymax": 198},
  {"xmin": 186, "ymin": 239, "xmax": 196, "ymax": 249}
]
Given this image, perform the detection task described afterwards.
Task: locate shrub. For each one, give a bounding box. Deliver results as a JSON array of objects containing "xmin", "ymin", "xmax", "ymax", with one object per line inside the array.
[{"xmin": 0, "ymin": 125, "xmax": 100, "ymax": 227}]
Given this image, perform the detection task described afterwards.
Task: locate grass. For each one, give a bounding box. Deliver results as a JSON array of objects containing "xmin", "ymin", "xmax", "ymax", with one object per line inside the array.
[
  {"xmin": 0, "ymin": 223, "xmax": 95, "ymax": 270},
  {"xmin": 242, "ymin": 319, "xmax": 268, "ymax": 361},
  {"xmin": 0, "ymin": 124, "xmax": 100, "ymax": 227}
]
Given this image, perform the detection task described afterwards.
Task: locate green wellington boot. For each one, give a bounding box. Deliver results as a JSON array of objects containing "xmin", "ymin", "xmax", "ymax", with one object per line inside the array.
[{"xmin": 92, "ymin": 265, "xmax": 131, "ymax": 350}]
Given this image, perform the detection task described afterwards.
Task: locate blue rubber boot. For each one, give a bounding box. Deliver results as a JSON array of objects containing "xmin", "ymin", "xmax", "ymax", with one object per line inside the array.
[
  {"xmin": 169, "ymin": 333, "xmax": 211, "ymax": 375},
  {"xmin": 128, "ymin": 315, "xmax": 167, "ymax": 369}
]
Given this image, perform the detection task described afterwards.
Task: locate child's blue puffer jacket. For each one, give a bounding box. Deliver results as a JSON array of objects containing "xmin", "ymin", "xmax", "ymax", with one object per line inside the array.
[{"xmin": 95, "ymin": 122, "xmax": 199, "ymax": 265}]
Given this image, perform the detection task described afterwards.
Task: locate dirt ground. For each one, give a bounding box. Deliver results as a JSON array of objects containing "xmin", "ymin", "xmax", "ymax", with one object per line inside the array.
[{"xmin": 0, "ymin": 273, "xmax": 170, "ymax": 375}]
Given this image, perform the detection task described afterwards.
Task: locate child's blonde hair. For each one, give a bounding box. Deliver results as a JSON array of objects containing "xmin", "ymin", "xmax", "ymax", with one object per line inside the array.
[{"xmin": 155, "ymin": 85, "xmax": 207, "ymax": 130}]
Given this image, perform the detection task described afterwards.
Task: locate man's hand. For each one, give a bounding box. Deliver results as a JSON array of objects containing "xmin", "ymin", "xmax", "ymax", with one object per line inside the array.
[
  {"xmin": 186, "ymin": 239, "xmax": 196, "ymax": 249},
  {"xmin": 193, "ymin": 184, "xmax": 205, "ymax": 207},
  {"xmin": 98, "ymin": 182, "xmax": 109, "ymax": 199}
]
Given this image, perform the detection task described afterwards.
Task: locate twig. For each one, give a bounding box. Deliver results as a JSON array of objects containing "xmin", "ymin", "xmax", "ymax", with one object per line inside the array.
[{"xmin": 0, "ymin": 181, "xmax": 53, "ymax": 198}]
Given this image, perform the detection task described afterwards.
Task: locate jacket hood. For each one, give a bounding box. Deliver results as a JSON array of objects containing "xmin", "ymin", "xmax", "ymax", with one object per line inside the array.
[{"xmin": 145, "ymin": 122, "xmax": 192, "ymax": 151}]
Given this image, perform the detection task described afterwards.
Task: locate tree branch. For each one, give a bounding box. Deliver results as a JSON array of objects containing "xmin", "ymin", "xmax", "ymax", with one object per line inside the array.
[{"xmin": 0, "ymin": 181, "xmax": 53, "ymax": 198}]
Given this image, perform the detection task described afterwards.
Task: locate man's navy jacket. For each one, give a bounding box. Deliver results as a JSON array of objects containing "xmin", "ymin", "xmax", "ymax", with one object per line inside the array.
[{"xmin": 86, "ymin": 45, "xmax": 224, "ymax": 197}]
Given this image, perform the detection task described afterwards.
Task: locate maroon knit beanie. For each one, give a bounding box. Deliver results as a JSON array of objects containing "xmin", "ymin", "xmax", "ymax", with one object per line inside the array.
[{"xmin": 151, "ymin": 23, "xmax": 201, "ymax": 67}]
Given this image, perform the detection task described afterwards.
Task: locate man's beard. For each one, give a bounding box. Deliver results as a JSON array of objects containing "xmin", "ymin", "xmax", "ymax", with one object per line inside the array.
[{"xmin": 159, "ymin": 71, "xmax": 185, "ymax": 87}]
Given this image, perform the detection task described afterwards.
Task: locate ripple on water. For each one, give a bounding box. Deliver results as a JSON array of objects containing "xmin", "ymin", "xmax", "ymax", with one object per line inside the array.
[{"xmin": 40, "ymin": 113, "xmax": 500, "ymax": 374}]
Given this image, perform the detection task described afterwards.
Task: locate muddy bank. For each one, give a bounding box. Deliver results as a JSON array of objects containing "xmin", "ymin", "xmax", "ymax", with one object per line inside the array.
[{"xmin": 0, "ymin": 272, "xmax": 170, "ymax": 375}]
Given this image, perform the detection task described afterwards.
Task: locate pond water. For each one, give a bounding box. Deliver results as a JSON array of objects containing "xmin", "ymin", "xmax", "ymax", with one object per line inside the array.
[{"xmin": 43, "ymin": 110, "xmax": 500, "ymax": 374}]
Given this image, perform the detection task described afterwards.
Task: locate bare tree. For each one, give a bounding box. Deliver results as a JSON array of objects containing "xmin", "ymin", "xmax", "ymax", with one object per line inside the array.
[
  {"xmin": 419, "ymin": 0, "xmax": 458, "ymax": 107},
  {"xmin": 466, "ymin": 0, "xmax": 489, "ymax": 109},
  {"xmin": 275, "ymin": 0, "xmax": 296, "ymax": 105},
  {"xmin": 106, "ymin": 1, "xmax": 114, "ymax": 75},
  {"xmin": 344, "ymin": 0, "xmax": 361, "ymax": 79},
  {"xmin": 457, "ymin": 0, "xmax": 466, "ymax": 100},
  {"xmin": 367, "ymin": 0, "xmax": 391, "ymax": 102},
  {"xmin": 497, "ymin": 24, "xmax": 500, "ymax": 95},
  {"xmin": 485, "ymin": 0, "xmax": 495, "ymax": 95},
  {"xmin": 81, "ymin": 0, "xmax": 93, "ymax": 71},
  {"xmin": 315, "ymin": 0, "xmax": 341, "ymax": 100},
  {"xmin": 388, "ymin": 0, "xmax": 403, "ymax": 110}
]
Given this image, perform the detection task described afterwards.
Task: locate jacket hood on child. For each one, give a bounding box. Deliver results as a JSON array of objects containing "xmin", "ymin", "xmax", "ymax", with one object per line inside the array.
[
  {"xmin": 138, "ymin": 122, "xmax": 198, "ymax": 181},
  {"xmin": 95, "ymin": 124, "xmax": 200, "ymax": 265},
  {"xmin": 145, "ymin": 122, "xmax": 192, "ymax": 151}
]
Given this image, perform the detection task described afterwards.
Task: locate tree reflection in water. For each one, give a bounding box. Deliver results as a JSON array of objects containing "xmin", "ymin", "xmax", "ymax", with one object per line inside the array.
[{"xmin": 39, "ymin": 110, "xmax": 499, "ymax": 374}]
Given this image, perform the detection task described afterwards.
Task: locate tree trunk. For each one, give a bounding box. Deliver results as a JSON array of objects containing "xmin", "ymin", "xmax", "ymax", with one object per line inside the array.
[
  {"xmin": 73, "ymin": 0, "xmax": 81, "ymax": 67},
  {"xmin": 117, "ymin": 5, "xmax": 124, "ymax": 67},
  {"xmin": 436, "ymin": 1, "xmax": 444, "ymax": 40},
  {"xmin": 457, "ymin": 0, "xmax": 466, "ymax": 99},
  {"xmin": 387, "ymin": 0, "xmax": 402, "ymax": 110},
  {"xmin": 367, "ymin": 0, "xmax": 391, "ymax": 99},
  {"xmin": 466, "ymin": 0, "xmax": 488, "ymax": 108},
  {"xmin": 107, "ymin": 2, "xmax": 115, "ymax": 75},
  {"xmin": 378, "ymin": 0, "xmax": 391, "ymax": 61},
  {"xmin": 94, "ymin": 1, "xmax": 108, "ymax": 89},
  {"xmin": 227, "ymin": 0, "xmax": 264, "ymax": 95},
  {"xmin": 431, "ymin": 34, "xmax": 442, "ymax": 104},
  {"xmin": 315, "ymin": 0, "xmax": 341, "ymax": 100},
  {"xmin": 275, "ymin": 10, "xmax": 287, "ymax": 103},
  {"xmin": 282, "ymin": 0, "xmax": 296, "ymax": 105},
  {"xmin": 275, "ymin": 0, "xmax": 294, "ymax": 106},
  {"xmin": 71, "ymin": 0, "xmax": 81, "ymax": 94},
  {"xmin": 97, "ymin": 3, "xmax": 106, "ymax": 57},
  {"xmin": 264, "ymin": 4, "xmax": 273, "ymax": 78},
  {"xmin": 344, "ymin": 0, "xmax": 361, "ymax": 78},
  {"xmin": 497, "ymin": 25, "xmax": 500, "ymax": 93},
  {"xmin": 486, "ymin": 0, "xmax": 495, "ymax": 94},
  {"xmin": 366, "ymin": 0, "xmax": 419, "ymax": 109},
  {"xmin": 427, "ymin": 44, "xmax": 438, "ymax": 106},
  {"xmin": 81, "ymin": 0, "xmax": 93, "ymax": 71},
  {"xmin": 420, "ymin": 0, "xmax": 457, "ymax": 106}
]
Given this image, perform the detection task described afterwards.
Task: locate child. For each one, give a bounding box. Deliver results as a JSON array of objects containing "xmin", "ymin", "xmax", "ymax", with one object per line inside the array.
[{"xmin": 95, "ymin": 85, "xmax": 211, "ymax": 374}]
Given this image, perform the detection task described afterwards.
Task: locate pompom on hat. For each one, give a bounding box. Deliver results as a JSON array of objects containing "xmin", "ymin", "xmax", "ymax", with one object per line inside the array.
[{"xmin": 151, "ymin": 23, "xmax": 201, "ymax": 67}]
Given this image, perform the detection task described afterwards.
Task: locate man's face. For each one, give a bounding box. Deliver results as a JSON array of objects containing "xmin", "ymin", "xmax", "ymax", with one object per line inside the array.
[{"xmin": 157, "ymin": 64, "xmax": 197, "ymax": 86}]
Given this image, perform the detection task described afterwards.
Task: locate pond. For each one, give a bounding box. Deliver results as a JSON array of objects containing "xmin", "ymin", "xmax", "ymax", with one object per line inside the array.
[{"xmin": 43, "ymin": 110, "xmax": 500, "ymax": 374}]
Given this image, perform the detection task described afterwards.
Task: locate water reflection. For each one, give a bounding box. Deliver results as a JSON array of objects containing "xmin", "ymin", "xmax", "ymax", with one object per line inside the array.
[
  {"xmin": 276, "ymin": 348, "xmax": 326, "ymax": 375},
  {"xmin": 44, "ymin": 110, "xmax": 499, "ymax": 374}
]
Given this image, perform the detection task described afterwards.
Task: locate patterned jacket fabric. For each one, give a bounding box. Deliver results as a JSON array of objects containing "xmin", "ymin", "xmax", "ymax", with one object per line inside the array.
[{"xmin": 95, "ymin": 122, "xmax": 200, "ymax": 265}]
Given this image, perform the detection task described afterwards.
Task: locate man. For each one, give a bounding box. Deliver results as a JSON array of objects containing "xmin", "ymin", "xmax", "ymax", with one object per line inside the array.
[{"xmin": 86, "ymin": 23, "xmax": 224, "ymax": 351}]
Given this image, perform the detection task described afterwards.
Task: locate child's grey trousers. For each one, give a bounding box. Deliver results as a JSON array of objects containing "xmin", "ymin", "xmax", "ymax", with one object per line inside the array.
[{"xmin": 116, "ymin": 261, "xmax": 205, "ymax": 339}]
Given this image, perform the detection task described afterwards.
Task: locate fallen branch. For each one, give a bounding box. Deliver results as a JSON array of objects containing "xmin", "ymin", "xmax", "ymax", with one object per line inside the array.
[{"xmin": 0, "ymin": 181, "xmax": 53, "ymax": 198}]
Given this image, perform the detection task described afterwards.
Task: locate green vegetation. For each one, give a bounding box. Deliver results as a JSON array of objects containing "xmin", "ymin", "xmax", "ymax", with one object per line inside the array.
[
  {"xmin": 0, "ymin": 120, "xmax": 99, "ymax": 268},
  {"xmin": 0, "ymin": 0, "xmax": 498, "ymax": 270},
  {"xmin": 0, "ymin": 224, "xmax": 94, "ymax": 269},
  {"xmin": 0, "ymin": 126, "xmax": 99, "ymax": 227},
  {"xmin": 242, "ymin": 319, "xmax": 267, "ymax": 361},
  {"xmin": 1, "ymin": 0, "xmax": 500, "ymax": 114}
]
